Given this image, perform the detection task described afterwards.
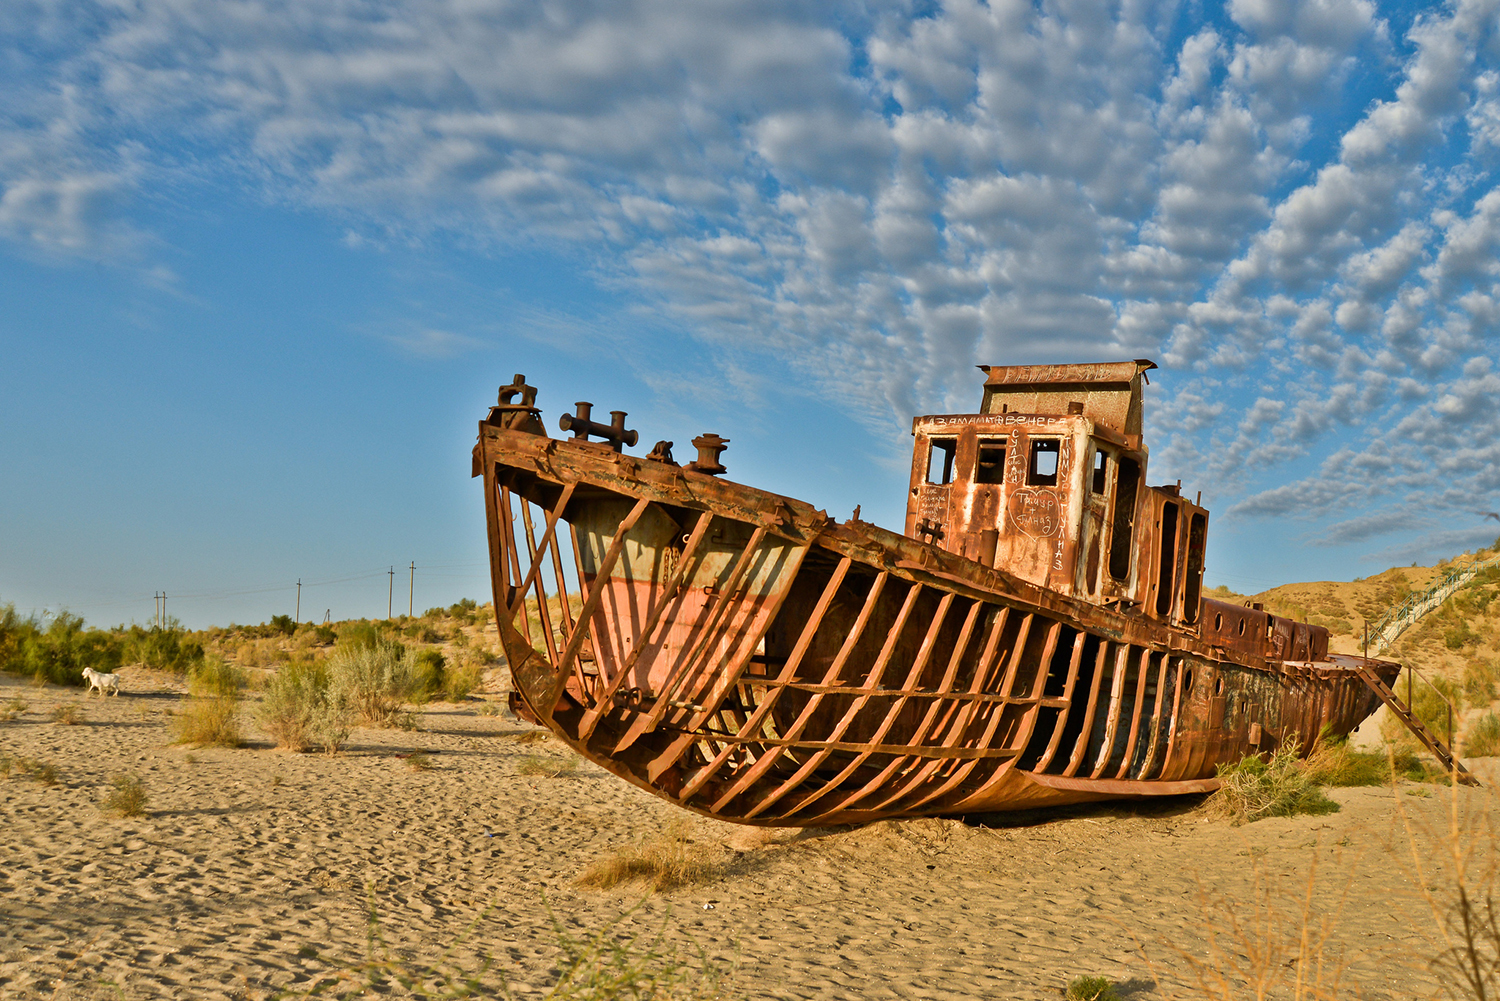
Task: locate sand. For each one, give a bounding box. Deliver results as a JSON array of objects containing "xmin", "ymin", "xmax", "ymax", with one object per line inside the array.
[{"xmin": 0, "ymin": 668, "xmax": 1491, "ymax": 1001}]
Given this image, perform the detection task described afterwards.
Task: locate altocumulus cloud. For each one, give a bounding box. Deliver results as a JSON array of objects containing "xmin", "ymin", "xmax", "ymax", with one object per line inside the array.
[{"xmin": 5, "ymin": 0, "xmax": 1500, "ymax": 559}]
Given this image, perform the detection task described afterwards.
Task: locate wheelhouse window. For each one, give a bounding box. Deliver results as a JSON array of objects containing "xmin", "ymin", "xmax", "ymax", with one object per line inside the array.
[
  {"xmin": 1108, "ymin": 457, "xmax": 1141, "ymax": 581},
  {"xmin": 1090, "ymin": 449, "xmax": 1108, "ymax": 493},
  {"xmin": 1028, "ymin": 439, "xmax": 1060, "ymax": 486},
  {"xmin": 975, "ymin": 440, "xmax": 1006, "ymax": 484},
  {"xmin": 926, "ymin": 438, "xmax": 956, "ymax": 485}
]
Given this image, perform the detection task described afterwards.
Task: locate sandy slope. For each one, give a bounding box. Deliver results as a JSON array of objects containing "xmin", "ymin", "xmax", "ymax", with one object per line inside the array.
[{"xmin": 0, "ymin": 670, "xmax": 1490, "ymax": 1001}]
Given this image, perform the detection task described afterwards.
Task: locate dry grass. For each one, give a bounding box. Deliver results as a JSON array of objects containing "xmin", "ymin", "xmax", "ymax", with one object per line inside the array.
[
  {"xmin": 512, "ymin": 729, "xmax": 549, "ymax": 745},
  {"xmin": 1207, "ymin": 745, "xmax": 1340, "ymax": 825},
  {"xmin": 575, "ymin": 823, "xmax": 724, "ymax": 894},
  {"xmin": 1464, "ymin": 712, "xmax": 1500, "ymax": 757},
  {"xmin": 102, "ymin": 773, "xmax": 148, "ymax": 817},
  {"xmin": 1066, "ymin": 975, "xmax": 1120, "ymax": 1001},
  {"xmin": 516, "ymin": 754, "xmax": 578, "ymax": 778},
  {"xmin": 2, "ymin": 754, "xmax": 59, "ymax": 786},
  {"xmin": 1147, "ymin": 854, "xmax": 1352, "ymax": 1001},
  {"xmin": 50, "ymin": 703, "xmax": 84, "ymax": 725},
  {"xmin": 173, "ymin": 658, "xmax": 245, "ymax": 747},
  {"xmin": 404, "ymin": 753, "xmax": 433, "ymax": 771}
]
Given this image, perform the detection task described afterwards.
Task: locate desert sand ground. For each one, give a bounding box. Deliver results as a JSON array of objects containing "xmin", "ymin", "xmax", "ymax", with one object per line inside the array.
[{"xmin": 1, "ymin": 668, "xmax": 1491, "ymax": 1001}]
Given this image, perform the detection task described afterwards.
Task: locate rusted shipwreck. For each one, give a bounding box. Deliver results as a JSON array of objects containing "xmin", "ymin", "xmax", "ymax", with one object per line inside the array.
[{"xmin": 476, "ymin": 360, "xmax": 1460, "ymax": 826}]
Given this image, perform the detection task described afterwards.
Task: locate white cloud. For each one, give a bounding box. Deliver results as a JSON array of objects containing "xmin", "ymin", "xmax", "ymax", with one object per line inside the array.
[{"xmin": 6, "ymin": 0, "xmax": 1500, "ymax": 565}]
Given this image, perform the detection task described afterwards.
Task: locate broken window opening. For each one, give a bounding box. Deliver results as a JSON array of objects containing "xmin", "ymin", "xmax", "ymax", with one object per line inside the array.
[
  {"xmin": 975, "ymin": 440, "xmax": 1006, "ymax": 484},
  {"xmin": 1091, "ymin": 449, "xmax": 1109, "ymax": 494},
  {"xmin": 1028, "ymin": 439, "xmax": 1060, "ymax": 486},
  {"xmin": 926, "ymin": 439, "xmax": 956, "ymax": 486},
  {"xmin": 1181, "ymin": 512, "xmax": 1207, "ymax": 625},
  {"xmin": 1108, "ymin": 457, "xmax": 1141, "ymax": 582},
  {"xmin": 1155, "ymin": 502, "xmax": 1179, "ymax": 617}
]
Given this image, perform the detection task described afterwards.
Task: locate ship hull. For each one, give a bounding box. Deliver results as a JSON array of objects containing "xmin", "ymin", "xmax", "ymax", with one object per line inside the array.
[{"xmin": 479, "ymin": 425, "xmax": 1397, "ymax": 826}]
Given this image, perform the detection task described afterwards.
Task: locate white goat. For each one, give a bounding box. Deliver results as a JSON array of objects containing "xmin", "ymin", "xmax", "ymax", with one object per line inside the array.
[{"xmin": 82, "ymin": 666, "xmax": 121, "ymax": 697}]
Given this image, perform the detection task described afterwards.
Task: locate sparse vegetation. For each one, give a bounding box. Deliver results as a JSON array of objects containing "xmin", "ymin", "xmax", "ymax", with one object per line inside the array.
[
  {"xmin": 103, "ymin": 773, "xmax": 149, "ymax": 817},
  {"xmin": 404, "ymin": 752, "xmax": 433, "ymax": 771},
  {"xmin": 3, "ymin": 754, "xmax": 59, "ymax": 786},
  {"xmin": 1464, "ymin": 712, "xmax": 1500, "ymax": 757},
  {"xmin": 1, "ymin": 696, "xmax": 27, "ymax": 720},
  {"xmin": 516, "ymin": 754, "xmax": 577, "ymax": 778},
  {"xmin": 274, "ymin": 894, "xmax": 729, "ymax": 1001},
  {"xmin": 575, "ymin": 823, "xmax": 722, "ymax": 893},
  {"xmin": 257, "ymin": 660, "xmax": 353, "ymax": 753},
  {"xmin": 173, "ymin": 657, "xmax": 244, "ymax": 747},
  {"xmin": 50, "ymin": 703, "xmax": 84, "ymax": 725},
  {"xmin": 327, "ymin": 640, "xmax": 421, "ymax": 727},
  {"xmin": 1066, "ymin": 975, "xmax": 1120, "ymax": 1001},
  {"xmin": 1208, "ymin": 746, "xmax": 1340, "ymax": 824}
]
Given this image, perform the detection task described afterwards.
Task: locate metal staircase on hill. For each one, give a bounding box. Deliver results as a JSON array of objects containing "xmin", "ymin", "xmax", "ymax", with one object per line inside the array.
[
  {"xmin": 1355, "ymin": 662, "xmax": 1479, "ymax": 786},
  {"xmin": 1369, "ymin": 557, "xmax": 1500, "ymax": 655}
]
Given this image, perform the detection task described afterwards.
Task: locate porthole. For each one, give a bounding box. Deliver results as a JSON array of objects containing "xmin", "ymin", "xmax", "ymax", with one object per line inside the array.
[
  {"xmin": 1183, "ymin": 668, "xmax": 1194, "ymax": 693},
  {"xmin": 1214, "ymin": 676, "xmax": 1225, "ymax": 697},
  {"xmin": 1214, "ymin": 612, "xmax": 1223, "ymax": 631},
  {"xmin": 1236, "ymin": 619, "xmax": 1246, "ymax": 636}
]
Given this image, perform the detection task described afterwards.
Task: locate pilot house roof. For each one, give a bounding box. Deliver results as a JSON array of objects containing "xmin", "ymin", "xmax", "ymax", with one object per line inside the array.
[{"xmin": 977, "ymin": 359, "xmax": 1157, "ymax": 437}]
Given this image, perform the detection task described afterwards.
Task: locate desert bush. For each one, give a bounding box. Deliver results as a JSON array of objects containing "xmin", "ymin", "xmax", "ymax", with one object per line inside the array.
[
  {"xmin": 1464, "ymin": 713, "xmax": 1500, "ymax": 757},
  {"xmin": 173, "ymin": 657, "xmax": 244, "ymax": 747},
  {"xmin": 0, "ymin": 696, "xmax": 25, "ymax": 721},
  {"xmin": 258, "ymin": 660, "xmax": 354, "ymax": 752},
  {"xmin": 1066, "ymin": 975, "xmax": 1120, "ymax": 1001},
  {"xmin": 575, "ymin": 823, "xmax": 722, "ymax": 893},
  {"xmin": 1208, "ymin": 746, "xmax": 1339, "ymax": 824},
  {"xmin": 328, "ymin": 641, "xmax": 420, "ymax": 727},
  {"xmin": 0, "ymin": 606, "xmax": 123, "ymax": 686},
  {"xmin": 51, "ymin": 703, "xmax": 84, "ymax": 725},
  {"xmin": 410, "ymin": 648, "xmax": 446, "ymax": 702},
  {"xmin": 444, "ymin": 659, "xmax": 484, "ymax": 702},
  {"xmin": 269, "ymin": 614, "xmax": 296, "ymax": 636},
  {"xmin": 1466, "ymin": 660, "xmax": 1499, "ymax": 708},
  {"xmin": 6, "ymin": 755, "xmax": 59, "ymax": 785},
  {"xmin": 125, "ymin": 623, "xmax": 206, "ymax": 673},
  {"xmin": 1303, "ymin": 735, "xmax": 1390, "ymax": 786},
  {"xmin": 103, "ymin": 773, "xmax": 148, "ymax": 817}
]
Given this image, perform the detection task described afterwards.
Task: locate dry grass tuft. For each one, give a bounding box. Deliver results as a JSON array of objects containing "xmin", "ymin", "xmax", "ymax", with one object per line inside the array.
[
  {"xmin": 575, "ymin": 823, "xmax": 723, "ymax": 893},
  {"xmin": 50, "ymin": 703, "xmax": 84, "ymax": 725},
  {"xmin": 1464, "ymin": 712, "xmax": 1500, "ymax": 757},
  {"xmin": 173, "ymin": 658, "xmax": 245, "ymax": 747},
  {"xmin": 1066, "ymin": 974, "xmax": 1120, "ymax": 1001},
  {"xmin": 404, "ymin": 752, "xmax": 433, "ymax": 771},
  {"xmin": 0, "ymin": 697, "xmax": 27, "ymax": 720},
  {"xmin": 516, "ymin": 754, "xmax": 578, "ymax": 778},
  {"xmin": 1207, "ymin": 745, "xmax": 1340, "ymax": 825},
  {"xmin": 3, "ymin": 755, "xmax": 59, "ymax": 786},
  {"xmin": 103, "ymin": 773, "xmax": 148, "ymax": 817},
  {"xmin": 512, "ymin": 729, "xmax": 549, "ymax": 744}
]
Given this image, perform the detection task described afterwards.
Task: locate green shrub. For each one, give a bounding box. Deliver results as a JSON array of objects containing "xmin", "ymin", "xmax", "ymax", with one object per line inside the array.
[
  {"xmin": 1067, "ymin": 975, "xmax": 1120, "ymax": 1001},
  {"xmin": 269, "ymin": 614, "xmax": 296, "ymax": 636},
  {"xmin": 1304, "ymin": 735, "xmax": 1390, "ymax": 786},
  {"xmin": 444, "ymin": 660, "xmax": 484, "ymax": 702},
  {"xmin": 1466, "ymin": 660, "xmax": 1499, "ymax": 707},
  {"xmin": 0, "ymin": 606, "xmax": 123, "ymax": 686},
  {"xmin": 1465, "ymin": 713, "xmax": 1500, "ymax": 757},
  {"xmin": 125, "ymin": 623, "xmax": 205, "ymax": 673},
  {"xmin": 410, "ymin": 648, "xmax": 446, "ymax": 701},
  {"xmin": 328, "ymin": 641, "xmax": 420, "ymax": 726},
  {"xmin": 103, "ymin": 774, "xmax": 149, "ymax": 817},
  {"xmin": 1209, "ymin": 746, "xmax": 1340, "ymax": 824},
  {"xmin": 173, "ymin": 657, "xmax": 244, "ymax": 747},
  {"xmin": 258, "ymin": 661, "xmax": 354, "ymax": 752}
]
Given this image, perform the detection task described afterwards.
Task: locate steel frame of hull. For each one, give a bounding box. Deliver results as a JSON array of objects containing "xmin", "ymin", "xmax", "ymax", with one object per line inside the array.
[{"xmin": 479, "ymin": 426, "xmax": 1398, "ymax": 826}]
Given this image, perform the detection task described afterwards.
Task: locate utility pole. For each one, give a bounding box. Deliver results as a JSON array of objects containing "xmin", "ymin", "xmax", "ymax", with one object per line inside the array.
[
  {"xmin": 154, "ymin": 592, "xmax": 160, "ymax": 629},
  {"xmin": 162, "ymin": 592, "xmax": 167, "ymax": 628},
  {"xmin": 388, "ymin": 567, "xmax": 395, "ymax": 620},
  {"xmin": 296, "ymin": 579, "xmax": 302, "ymax": 623},
  {"xmin": 408, "ymin": 562, "xmax": 415, "ymax": 618}
]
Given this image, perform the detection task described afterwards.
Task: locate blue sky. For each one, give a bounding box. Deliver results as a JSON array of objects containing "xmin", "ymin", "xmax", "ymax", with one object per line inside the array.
[{"xmin": 4, "ymin": 0, "xmax": 1500, "ymax": 628}]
